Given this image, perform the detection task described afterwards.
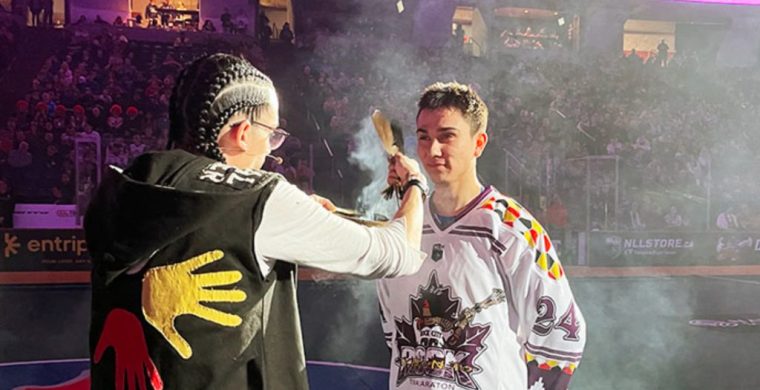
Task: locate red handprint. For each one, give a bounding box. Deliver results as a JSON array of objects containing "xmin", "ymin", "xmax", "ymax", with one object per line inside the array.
[{"xmin": 94, "ymin": 308, "xmax": 164, "ymax": 390}]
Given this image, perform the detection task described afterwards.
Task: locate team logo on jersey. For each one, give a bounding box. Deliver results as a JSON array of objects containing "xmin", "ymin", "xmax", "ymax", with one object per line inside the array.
[
  {"xmin": 431, "ymin": 243, "xmax": 444, "ymax": 262},
  {"xmin": 393, "ymin": 272, "xmax": 506, "ymax": 390}
]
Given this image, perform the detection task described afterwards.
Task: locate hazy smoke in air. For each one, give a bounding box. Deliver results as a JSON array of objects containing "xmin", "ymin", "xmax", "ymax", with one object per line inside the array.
[{"xmin": 347, "ymin": 117, "xmax": 396, "ymax": 219}]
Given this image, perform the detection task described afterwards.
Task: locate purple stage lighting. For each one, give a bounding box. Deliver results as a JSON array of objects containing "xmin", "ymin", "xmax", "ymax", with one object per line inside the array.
[{"xmin": 673, "ymin": 0, "xmax": 760, "ymax": 5}]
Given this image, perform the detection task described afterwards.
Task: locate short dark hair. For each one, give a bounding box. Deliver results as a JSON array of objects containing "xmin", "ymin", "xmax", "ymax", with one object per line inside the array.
[{"xmin": 417, "ymin": 82, "xmax": 488, "ymax": 135}]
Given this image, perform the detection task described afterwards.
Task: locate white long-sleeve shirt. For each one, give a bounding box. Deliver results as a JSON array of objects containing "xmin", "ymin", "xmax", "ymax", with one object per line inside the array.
[{"xmin": 255, "ymin": 180, "xmax": 425, "ymax": 279}]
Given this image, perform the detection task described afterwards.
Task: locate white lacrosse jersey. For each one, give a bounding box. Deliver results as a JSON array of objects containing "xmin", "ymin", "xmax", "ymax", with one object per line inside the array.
[{"xmin": 377, "ymin": 186, "xmax": 586, "ymax": 390}]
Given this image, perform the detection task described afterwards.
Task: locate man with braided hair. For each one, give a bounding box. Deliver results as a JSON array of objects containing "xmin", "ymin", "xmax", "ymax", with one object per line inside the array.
[
  {"xmin": 378, "ymin": 82, "xmax": 586, "ymax": 390},
  {"xmin": 85, "ymin": 53, "xmax": 428, "ymax": 390}
]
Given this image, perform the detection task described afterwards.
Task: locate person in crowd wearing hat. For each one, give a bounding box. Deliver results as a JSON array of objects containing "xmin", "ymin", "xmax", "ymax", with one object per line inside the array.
[
  {"xmin": 54, "ymin": 104, "xmax": 67, "ymax": 119},
  {"xmin": 33, "ymin": 102, "xmax": 48, "ymax": 123},
  {"xmin": 124, "ymin": 106, "xmax": 142, "ymax": 134},
  {"xmin": 88, "ymin": 105, "xmax": 106, "ymax": 131},
  {"xmin": 106, "ymin": 104, "xmax": 124, "ymax": 135},
  {"xmin": 14, "ymin": 100, "xmax": 30, "ymax": 128},
  {"xmin": 0, "ymin": 118, "xmax": 17, "ymax": 154},
  {"xmin": 15, "ymin": 100, "xmax": 29, "ymax": 118},
  {"xmin": 72, "ymin": 104, "xmax": 87, "ymax": 129}
]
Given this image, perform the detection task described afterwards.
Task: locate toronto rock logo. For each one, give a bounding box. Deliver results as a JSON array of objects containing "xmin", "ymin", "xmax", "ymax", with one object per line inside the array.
[{"xmin": 393, "ymin": 272, "xmax": 505, "ymax": 389}]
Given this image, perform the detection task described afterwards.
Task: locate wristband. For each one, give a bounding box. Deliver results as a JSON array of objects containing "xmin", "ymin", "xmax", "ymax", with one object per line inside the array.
[{"xmin": 402, "ymin": 178, "xmax": 428, "ymax": 201}]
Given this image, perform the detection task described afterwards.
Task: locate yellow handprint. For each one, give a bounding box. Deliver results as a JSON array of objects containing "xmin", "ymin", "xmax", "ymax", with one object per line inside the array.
[{"xmin": 141, "ymin": 249, "xmax": 246, "ymax": 359}]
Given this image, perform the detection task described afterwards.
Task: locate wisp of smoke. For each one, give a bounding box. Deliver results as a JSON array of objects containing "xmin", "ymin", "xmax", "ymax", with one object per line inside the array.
[{"xmin": 348, "ymin": 117, "xmax": 397, "ymax": 219}]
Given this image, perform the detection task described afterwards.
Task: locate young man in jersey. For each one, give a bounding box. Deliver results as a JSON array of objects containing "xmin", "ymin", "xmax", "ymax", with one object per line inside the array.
[{"xmin": 378, "ymin": 82, "xmax": 586, "ymax": 390}]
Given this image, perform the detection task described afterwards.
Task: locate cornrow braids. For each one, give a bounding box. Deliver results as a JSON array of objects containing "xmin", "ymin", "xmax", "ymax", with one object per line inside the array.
[
  {"xmin": 168, "ymin": 53, "xmax": 276, "ymax": 162},
  {"xmin": 417, "ymin": 82, "xmax": 489, "ymax": 135}
]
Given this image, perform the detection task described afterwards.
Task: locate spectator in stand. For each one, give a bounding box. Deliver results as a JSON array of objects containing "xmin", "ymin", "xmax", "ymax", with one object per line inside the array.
[
  {"xmin": 60, "ymin": 125, "xmax": 77, "ymax": 150},
  {"xmin": 657, "ymin": 39, "xmax": 670, "ymax": 68},
  {"xmin": 664, "ymin": 206, "xmax": 685, "ymax": 228},
  {"xmin": 127, "ymin": 133, "xmax": 147, "ymax": 161},
  {"xmin": 606, "ymin": 137, "xmax": 623, "ymax": 155},
  {"xmin": 736, "ymin": 203, "xmax": 756, "ymax": 230},
  {"xmin": 123, "ymin": 106, "xmax": 141, "ymax": 134},
  {"xmin": 113, "ymin": 16, "xmax": 125, "ymax": 27},
  {"xmin": 0, "ymin": 178, "xmax": 13, "ymax": 227},
  {"xmin": 106, "ymin": 104, "xmax": 124, "ymax": 135},
  {"xmin": 140, "ymin": 125, "xmax": 155, "ymax": 144},
  {"xmin": 43, "ymin": 0, "xmax": 53, "ymax": 26},
  {"xmin": 256, "ymin": 8, "xmax": 269, "ymax": 36},
  {"xmin": 545, "ymin": 194, "xmax": 568, "ymax": 232},
  {"xmin": 294, "ymin": 156, "xmax": 315, "ymax": 194},
  {"xmin": 627, "ymin": 49, "xmax": 642, "ymax": 64},
  {"xmin": 25, "ymin": 121, "xmax": 42, "ymax": 152},
  {"xmin": 71, "ymin": 104, "xmax": 87, "ymax": 129},
  {"xmin": 29, "ymin": 0, "xmax": 43, "ymax": 27},
  {"xmin": 11, "ymin": 129, "xmax": 26, "ymax": 150},
  {"xmin": 631, "ymin": 135, "xmax": 651, "ymax": 164},
  {"xmin": 173, "ymin": 31, "xmax": 190, "ymax": 47},
  {"xmin": 55, "ymin": 171, "xmax": 74, "ymax": 203},
  {"xmin": 280, "ymin": 22, "xmax": 294, "ymax": 45},
  {"xmin": 8, "ymin": 141, "xmax": 32, "ymax": 169},
  {"xmin": 236, "ymin": 10, "xmax": 249, "ymax": 34},
  {"xmin": 161, "ymin": 53, "xmax": 182, "ymax": 73},
  {"xmin": 52, "ymin": 104, "xmax": 67, "ymax": 124},
  {"xmin": 88, "ymin": 105, "xmax": 106, "ymax": 131},
  {"xmin": 202, "ymin": 19, "xmax": 216, "ymax": 32},
  {"xmin": 50, "ymin": 184, "xmax": 65, "ymax": 203},
  {"xmin": 259, "ymin": 23, "xmax": 272, "ymax": 48},
  {"xmin": 38, "ymin": 130, "xmax": 56, "ymax": 156},
  {"xmin": 221, "ymin": 8, "xmax": 233, "ymax": 33},
  {"xmin": 644, "ymin": 51, "xmax": 658, "ymax": 67},
  {"xmin": 58, "ymin": 62, "xmax": 73, "ymax": 88},
  {"xmin": 77, "ymin": 123, "xmax": 101, "ymax": 144},
  {"xmin": 141, "ymin": 111, "xmax": 156, "ymax": 133},
  {"xmin": 105, "ymin": 138, "xmax": 128, "ymax": 168},
  {"xmin": 716, "ymin": 206, "xmax": 741, "ymax": 230},
  {"xmin": 145, "ymin": 0, "xmax": 159, "ymax": 27},
  {"xmin": 0, "ymin": 150, "xmax": 8, "ymax": 179},
  {"xmin": 35, "ymin": 98, "xmax": 50, "ymax": 122},
  {"xmin": 630, "ymin": 201, "xmax": 646, "ymax": 230},
  {"xmin": 160, "ymin": 0, "xmax": 172, "ymax": 27},
  {"xmin": 14, "ymin": 100, "xmax": 29, "ymax": 124},
  {"xmin": 453, "ymin": 24, "xmax": 464, "ymax": 46},
  {"xmin": 0, "ymin": 119, "xmax": 15, "ymax": 155},
  {"xmin": 42, "ymin": 143, "xmax": 61, "ymax": 181}
]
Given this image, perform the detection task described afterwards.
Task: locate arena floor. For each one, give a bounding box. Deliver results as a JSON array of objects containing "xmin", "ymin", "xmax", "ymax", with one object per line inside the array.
[{"xmin": 2, "ymin": 267, "xmax": 760, "ymax": 389}]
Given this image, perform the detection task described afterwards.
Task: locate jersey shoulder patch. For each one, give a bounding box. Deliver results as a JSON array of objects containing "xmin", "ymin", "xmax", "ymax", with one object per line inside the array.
[{"xmin": 478, "ymin": 190, "xmax": 565, "ymax": 281}]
